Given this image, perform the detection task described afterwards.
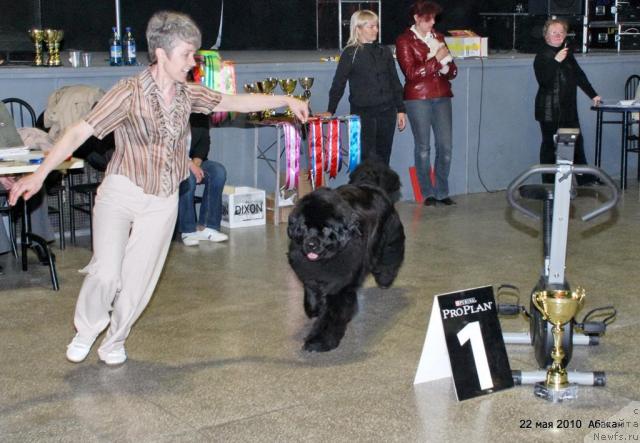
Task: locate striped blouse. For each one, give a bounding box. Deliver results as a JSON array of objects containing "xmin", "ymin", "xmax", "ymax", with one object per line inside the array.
[{"xmin": 85, "ymin": 67, "xmax": 222, "ymax": 197}]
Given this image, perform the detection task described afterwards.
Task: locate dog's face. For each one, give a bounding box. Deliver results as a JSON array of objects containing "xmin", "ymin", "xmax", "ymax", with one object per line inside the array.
[{"xmin": 288, "ymin": 189, "xmax": 360, "ymax": 262}]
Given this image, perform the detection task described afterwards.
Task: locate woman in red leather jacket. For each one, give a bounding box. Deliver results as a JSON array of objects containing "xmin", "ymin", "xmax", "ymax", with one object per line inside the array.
[{"xmin": 396, "ymin": 1, "xmax": 458, "ymax": 206}]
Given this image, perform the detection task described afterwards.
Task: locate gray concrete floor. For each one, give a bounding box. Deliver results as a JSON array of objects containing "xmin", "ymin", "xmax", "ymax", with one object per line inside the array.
[{"xmin": 0, "ymin": 186, "xmax": 638, "ymax": 442}]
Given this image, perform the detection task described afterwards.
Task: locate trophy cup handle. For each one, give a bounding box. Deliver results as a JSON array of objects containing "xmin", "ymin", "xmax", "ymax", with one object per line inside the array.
[{"xmin": 531, "ymin": 291, "xmax": 548, "ymax": 321}]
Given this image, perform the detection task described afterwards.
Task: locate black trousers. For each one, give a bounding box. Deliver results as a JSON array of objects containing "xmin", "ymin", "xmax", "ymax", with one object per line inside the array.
[
  {"xmin": 539, "ymin": 121, "xmax": 593, "ymax": 185},
  {"xmin": 351, "ymin": 105, "xmax": 397, "ymax": 165}
]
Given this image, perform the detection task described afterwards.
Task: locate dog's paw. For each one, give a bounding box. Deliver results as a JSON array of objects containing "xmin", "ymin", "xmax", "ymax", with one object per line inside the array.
[
  {"xmin": 304, "ymin": 303, "xmax": 320, "ymax": 318},
  {"xmin": 303, "ymin": 335, "xmax": 340, "ymax": 352}
]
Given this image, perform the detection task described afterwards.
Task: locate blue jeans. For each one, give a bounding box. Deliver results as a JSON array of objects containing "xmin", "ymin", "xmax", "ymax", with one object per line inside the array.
[
  {"xmin": 405, "ymin": 98, "xmax": 453, "ymax": 200},
  {"xmin": 177, "ymin": 160, "xmax": 226, "ymax": 232}
]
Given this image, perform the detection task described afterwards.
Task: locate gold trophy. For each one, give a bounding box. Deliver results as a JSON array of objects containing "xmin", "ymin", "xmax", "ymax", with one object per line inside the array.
[
  {"xmin": 279, "ymin": 78, "xmax": 297, "ymax": 117},
  {"xmin": 255, "ymin": 79, "xmax": 277, "ymax": 119},
  {"xmin": 299, "ymin": 77, "xmax": 314, "ymax": 101},
  {"xmin": 28, "ymin": 28, "xmax": 45, "ymax": 66},
  {"xmin": 532, "ymin": 287, "xmax": 586, "ymax": 402},
  {"xmin": 243, "ymin": 83, "xmax": 259, "ymax": 120},
  {"xmin": 44, "ymin": 29, "xmax": 64, "ymax": 66}
]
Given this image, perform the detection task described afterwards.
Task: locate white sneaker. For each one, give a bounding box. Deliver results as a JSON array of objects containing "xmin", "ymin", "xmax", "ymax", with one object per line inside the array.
[
  {"xmin": 181, "ymin": 232, "xmax": 200, "ymax": 246},
  {"xmin": 196, "ymin": 227, "xmax": 228, "ymax": 242},
  {"xmin": 66, "ymin": 334, "xmax": 96, "ymax": 363},
  {"xmin": 99, "ymin": 347, "xmax": 127, "ymax": 365}
]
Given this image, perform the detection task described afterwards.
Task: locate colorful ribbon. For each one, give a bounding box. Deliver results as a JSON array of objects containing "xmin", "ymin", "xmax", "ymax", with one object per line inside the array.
[
  {"xmin": 325, "ymin": 118, "xmax": 341, "ymax": 178},
  {"xmin": 347, "ymin": 115, "xmax": 361, "ymax": 171},
  {"xmin": 281, "ymin": 122, "xmax": 301, "ymax": 190},
  {"xmin": 195, "ymin": 50, "xmax": 237, "ymax": 126},
  {"xmin": 308, "ymin": 118, "xmax": 324, "ymax": 188}
]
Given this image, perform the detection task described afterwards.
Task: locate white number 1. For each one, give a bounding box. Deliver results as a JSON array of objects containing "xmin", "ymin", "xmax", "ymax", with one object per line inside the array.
[{"xmin": 457, "ymin": 321, "xmax": 494, "ymax": 390}]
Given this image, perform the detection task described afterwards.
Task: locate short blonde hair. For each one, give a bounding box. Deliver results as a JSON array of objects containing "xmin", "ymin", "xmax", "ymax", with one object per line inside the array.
[
  {"xmin": 146, "ymin": 11, "xmax": 201, "ymax": 64},
  {"xmin": 542, "ymin": 18, "xmax": 568, "ymax": 38},
  {"xmin": 346, "ymin": 10, "xmax": 378, "ymax": 48}
]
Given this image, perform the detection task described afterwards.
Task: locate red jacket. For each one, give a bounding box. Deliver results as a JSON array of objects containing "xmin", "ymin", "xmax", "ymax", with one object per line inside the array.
[{"xmin": 395, "ymin": 28, "xmax": 457, "ymax": 100}]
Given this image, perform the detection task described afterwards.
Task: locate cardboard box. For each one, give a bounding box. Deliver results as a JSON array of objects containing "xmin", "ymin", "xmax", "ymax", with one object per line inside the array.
[
  {"xmin": 444, "ymin": 36, "xmax": 488, "ymax": 58},
  {"xmin": 221, "ymin": 186, "xmax": 266, "ymax": 228},
  {"xmin": 266, "ymin": 193, "xmax": 294, "ymax": 225},
  {"xmin": 297, "ymin": 168, "xmax": 313, "ymax": 198}
]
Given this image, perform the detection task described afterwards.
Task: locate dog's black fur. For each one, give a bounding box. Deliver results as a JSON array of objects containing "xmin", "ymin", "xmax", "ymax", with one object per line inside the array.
[{"xmin": 287, "ymin": 160, "xmax": 405, "ymax": 352}]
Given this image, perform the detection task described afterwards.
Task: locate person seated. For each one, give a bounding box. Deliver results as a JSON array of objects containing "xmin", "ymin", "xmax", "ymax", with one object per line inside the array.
[{"xmin": 178, "ymin": 113, "xmax": 228, "ymax": 245}]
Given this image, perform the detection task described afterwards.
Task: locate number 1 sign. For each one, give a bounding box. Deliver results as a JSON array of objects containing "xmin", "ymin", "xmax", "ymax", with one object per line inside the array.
[{"xmin": 414, "ymin": 286, "xmax": 513, "ymax": 401}]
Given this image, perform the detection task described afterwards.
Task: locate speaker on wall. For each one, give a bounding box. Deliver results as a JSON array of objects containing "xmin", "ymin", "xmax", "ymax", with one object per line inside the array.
[{"xmin": 528, "ymin": 0, "xmax": 583, "ymax": 15}]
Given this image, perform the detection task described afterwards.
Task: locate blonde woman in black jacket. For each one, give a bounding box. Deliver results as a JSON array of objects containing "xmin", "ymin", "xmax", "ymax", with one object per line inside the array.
[{"xmin": 325, "ymin": 10, "xmax": 406, "ymax": 165}]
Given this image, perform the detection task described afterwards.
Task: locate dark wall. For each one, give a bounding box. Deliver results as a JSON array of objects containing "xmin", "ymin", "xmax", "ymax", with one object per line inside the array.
[{"xmin": 2, "ymin": 0, "xmax": 528, "ymax": 53}]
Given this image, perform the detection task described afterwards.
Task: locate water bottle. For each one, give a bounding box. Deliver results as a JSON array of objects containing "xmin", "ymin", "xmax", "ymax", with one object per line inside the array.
[
  {"xmin": 124, "ymin": 26, "xmax": 137, "ymax": 66},
  {"xmin": 109, "ymin": 27, "xmax": 122, "ymax": 66}
]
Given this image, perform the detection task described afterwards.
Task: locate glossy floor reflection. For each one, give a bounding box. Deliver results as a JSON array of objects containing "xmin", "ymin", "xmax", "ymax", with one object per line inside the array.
[{"xmin": 0, "ymin": 185, "xmax": 638, "ymax": 442}]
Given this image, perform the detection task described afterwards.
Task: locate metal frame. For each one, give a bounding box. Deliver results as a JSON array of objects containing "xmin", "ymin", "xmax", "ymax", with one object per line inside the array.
[{"xmin": 316, "ymin": 0, "xmax": 382, "ymax": 49}]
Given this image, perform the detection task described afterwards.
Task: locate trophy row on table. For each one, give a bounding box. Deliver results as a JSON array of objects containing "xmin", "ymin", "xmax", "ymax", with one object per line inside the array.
[
  {"xmin": 28, "ymin": 28, "xmax": 64, "ymax": 67},
  {"xmin": 243, "ymin": 77, "xmax": 314, "ymax": 119}
]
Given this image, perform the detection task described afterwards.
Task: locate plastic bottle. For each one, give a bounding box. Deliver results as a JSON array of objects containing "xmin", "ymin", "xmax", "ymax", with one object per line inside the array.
[
  {"xmin": 109, "ymin": 27, "xmax": 122, "ymax": 66},
  {"xmin": 124, "ymin": 27, "xmax": 137, "ymax": 66}
]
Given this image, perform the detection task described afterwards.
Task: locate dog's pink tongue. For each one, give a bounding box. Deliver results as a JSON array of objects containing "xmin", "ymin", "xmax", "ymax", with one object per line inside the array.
[{"xmin": 307, "ymin": 252, "xmax": 319, "ymax": 261}]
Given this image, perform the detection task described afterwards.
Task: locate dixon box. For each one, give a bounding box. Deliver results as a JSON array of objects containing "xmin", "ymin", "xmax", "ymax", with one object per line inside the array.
[{"xmin": 221, "ymin": 186, "xmax": 266, "ymax": 228}]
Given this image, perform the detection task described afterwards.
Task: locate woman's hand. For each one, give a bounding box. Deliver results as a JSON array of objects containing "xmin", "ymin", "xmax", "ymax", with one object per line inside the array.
[
  {"xmin": 397, "ymin": 112, "xmax": 407, "ymax": 131},
  {"xmin": 435, "ymin": 46, "xmax": 450, "ymax": 62},
  {"xmin": 189, "ymin": 159, "xmax": 205, "ymax": 184},
  {"xmin": 554, "ymin": 47, "xmax": 569, "ymax": 63},
  {"xmin": 8, "ymin": 172, "xmax": 46, "ymax": 206},
  {"xmin": 592, "ymin": 95, "xmax": 602, "ymax": 106},
  {"xmin": 286, "ymin": 97, "xmax": 309, "ymax": 123}
]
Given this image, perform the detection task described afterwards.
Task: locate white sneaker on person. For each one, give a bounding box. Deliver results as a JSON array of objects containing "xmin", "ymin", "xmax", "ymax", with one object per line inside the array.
[
  {"xmin": 195, "ymin": 227, "xmax": 228, "ymax": 242},
  {"xmin": 66, "ymin": 334, "xmax": 96, "ymax": 363},
  {"xmin": 99, "ymin": 347, "xmax": 127, "ymax": 365},
  {"xmin": 181, "ymin": 232, "xmax": 200, "ymax": 246}
]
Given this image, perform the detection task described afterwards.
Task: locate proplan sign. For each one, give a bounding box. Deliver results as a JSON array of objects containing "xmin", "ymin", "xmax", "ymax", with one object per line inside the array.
[{"xmin": 414, "ymin": 285, "xmax": 513, "ymax": 401}]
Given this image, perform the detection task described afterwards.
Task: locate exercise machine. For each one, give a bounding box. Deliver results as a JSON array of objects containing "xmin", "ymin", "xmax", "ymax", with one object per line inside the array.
[{"xmin": 504, "ymin": 128, "xmax": 619, "ymax": 401}]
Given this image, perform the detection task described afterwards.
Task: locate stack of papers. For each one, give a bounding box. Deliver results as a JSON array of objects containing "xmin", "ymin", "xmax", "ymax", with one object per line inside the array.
[
  {"xmin": 0, "ymin": 146, "xmax": 29, "ymax": 158},
  {"xmin": 618, "ymin": 100, "xmax": 638, "ymax": 106}
]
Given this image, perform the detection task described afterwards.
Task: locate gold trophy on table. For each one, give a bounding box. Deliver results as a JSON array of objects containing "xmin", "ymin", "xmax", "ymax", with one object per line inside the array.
[
  {"xmin": 299, "ymin": 77, "xmax": 314, "ymax": 100},
  {"xmin": 255, "ymin": 78, "xmax": 277, "ymax": 119},
  {"xmin": 44, "ymin": 29, "xmax": 64, "ymax": 66},
  {"xmin": 532, "ymin": 287, "xmax": 586, "ymax": 402},
  {"xmin": 279, "ymin": 78, "xmax": 297, "ymax": 117},
  {"xmin": 299, "ymin": 77, "xmax": 314, "ymax": 113},
  {"xmin": 243, "ymin": 83, "xmax": 259, "ymax": 120},
  {"xmin": 28, "ymin": 28, "xmax": 45, "ymax": 66}
]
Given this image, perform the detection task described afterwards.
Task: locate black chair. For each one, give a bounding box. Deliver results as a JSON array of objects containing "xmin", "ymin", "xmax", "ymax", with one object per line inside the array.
[
  {"xmin": 3, "ymin": 98, "xmax": 67, "ymax": 250},
  {"xmin": 624, "ymin": 74, "xmax": 640, "ymax": 181},
  {"xmin": 2, "ymin": 98, "xmax": 59, "ymax": 289},
  {"xmin": 0, "ymin": 192, "xmax": 18, "ymax": 259},
  {"xmin": 1, "ymin": 98, "xmax": 37, "ymax": 258}
]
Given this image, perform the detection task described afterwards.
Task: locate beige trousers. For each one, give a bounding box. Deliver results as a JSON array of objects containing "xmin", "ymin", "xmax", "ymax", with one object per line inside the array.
[{"xmin": 73, "ymin": 174, "xmax": 178, "ymax": 358}]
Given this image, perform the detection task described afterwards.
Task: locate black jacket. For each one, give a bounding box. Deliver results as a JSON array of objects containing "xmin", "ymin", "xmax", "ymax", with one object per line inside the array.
[
  {"xmin": 534, "ymin": 43, "xmax": 598, "ymax": 124},
  {"xmin": 189, "ymin": 113, "xmax": 211, "ymax": 161},
  {"xmin": 327, "ymin": 43, "xmax": 405, "ymax": 115}
]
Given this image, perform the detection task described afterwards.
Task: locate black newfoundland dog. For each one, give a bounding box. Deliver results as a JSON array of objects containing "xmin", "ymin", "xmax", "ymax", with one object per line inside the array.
[{"xmin": 287, "ymin": 160, "xmax": 405, "ymax": 352}]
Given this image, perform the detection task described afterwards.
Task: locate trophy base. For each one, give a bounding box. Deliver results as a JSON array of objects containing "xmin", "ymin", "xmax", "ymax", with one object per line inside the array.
[{"xmin": 534, "ymin": 381, "xmax": 578, "ymax": 402}]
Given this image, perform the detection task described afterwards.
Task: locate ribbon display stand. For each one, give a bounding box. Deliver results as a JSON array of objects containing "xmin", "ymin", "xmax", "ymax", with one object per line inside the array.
[{"xmin": 250, "ymin": 115, "xmax": 360, "ymax": 225}]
